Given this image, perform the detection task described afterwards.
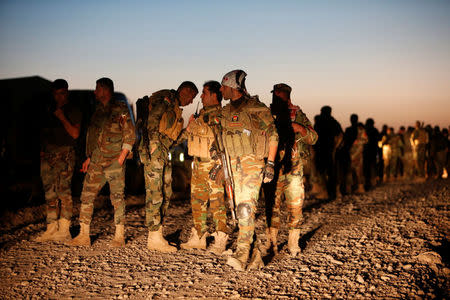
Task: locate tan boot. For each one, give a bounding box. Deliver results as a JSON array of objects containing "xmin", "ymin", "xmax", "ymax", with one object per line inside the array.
[
  {"xmin": 310, "ymin": 183, "xmax": 321, "ymax": 195},
  {"xmin": 52, "ymin": 218, "xmax": 71, "ymax": 242},
  {"xmin": 147, "ymin": 227, "xmax": 177, "ymax": 253},
  {"xmin": 269, "ymin": 227, "xmax": 278, "ymax": 253},
  {"xmin": 208, "ymin": 231, "xmax": 228, "ymax": 255},
  {"xmin": 226, "ymin": 246, "xmax": 250, "ymax": 271},
  {"xmin": 67, "ymin": 223, "xmax": 91, "ymax": 246},
  {"xmin": 35, "ymin": 221, "xmax": 58, "ymax": 242},
  {"xmin": 247, "ymin": 248, "xmax": 264, "ymax": 270},
  {"xmin": 315, "ymin": 187, "xmax": 329, "ymax": 200},
  {"xmin": 356, "ymin": 184, "xmax": 365, "ymax": 194},
  {"xmin": 180, "ymin": 227, "xmax": 207, "ymax": 250},
  {"xmin": 288, "ymin": 229, "xmax": 301, "ymax": 257},
  {"xmin": 111, "ymin": 224, "xmax": 125, "ymax": 247}
]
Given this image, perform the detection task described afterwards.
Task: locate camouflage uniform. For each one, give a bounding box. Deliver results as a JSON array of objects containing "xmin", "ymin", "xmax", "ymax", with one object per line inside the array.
[
  {"xmin": 382, "ymin": 132, "xmax": 403, "ymax": 179},
  {"xmin": 220, "ymin": 96, "xmax": 278, "ymax": 255},
  {"xmin": 401, "ymin": 130, "xmax": 414, "ymax": 179},
  {"xmin": 347, "ymin": 125, "xmax": 368, "ymax": 187},
  {"xmin": 411, "ymin": 127, "xmax": 429, "ymax": 178},
  {"xmin": 269, "ymin": 105, "xmax": 317, "ymax": 230},
  {"xmin": 186, "ymin": 105, "xmax": 227, "ymax": 236},
  {"xmin": 138, "ymin": 90, "xmax": 184, "ymax": 231},
  {"xmin": 41, "ymin": 102, "xmax": 81, "ymax": 224},
  {"xmin": 80, "ymin": 99, "xmax": 135, "ymax": 225}
]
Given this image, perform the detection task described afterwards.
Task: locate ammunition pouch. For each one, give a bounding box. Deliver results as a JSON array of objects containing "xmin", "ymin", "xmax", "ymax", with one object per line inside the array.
[{"xmin": 159, "ymin": 105, "xmax": 183, "ymax": 141}]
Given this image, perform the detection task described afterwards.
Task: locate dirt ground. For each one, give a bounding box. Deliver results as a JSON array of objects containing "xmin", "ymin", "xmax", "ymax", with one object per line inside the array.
[{"xmin": 0, "ymin": 179, "xmax": 449, "ymax": 299}]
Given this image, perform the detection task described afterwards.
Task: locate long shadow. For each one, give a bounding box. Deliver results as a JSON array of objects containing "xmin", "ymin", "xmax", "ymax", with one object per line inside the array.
[
  {"xmin": 299, "ymin": 225, "xmax": 322, "ymax": 251},
  {"xmin": 165, "ymin": 229, "xmax": 181, "ymax": 248}
]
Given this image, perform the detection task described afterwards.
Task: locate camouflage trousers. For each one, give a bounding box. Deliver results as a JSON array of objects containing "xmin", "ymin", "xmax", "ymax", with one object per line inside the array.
[
  {"xmin": 348, "ymin": 153, "xmax": 364, "ymax": 185},
  {"xmin": 413, "ymin": 145, "xmax": 427, "ymax": 177},
  {"xmin": 190, "ymin": 158, "xmax": 226, "ymax": 236},
  {"xmin": 141, "ymin": 146, "xmax": 172, "ymax": 231},
  {"xmin": 80, "ymin": 158, "xmax": 125, "ymax": 225},
  {"xmin": 40, "ymin": 148, "xmax": 74, "ymax": 224},
  {"xmin": 402, "ymin": 152, "xmax": 414, "ymax": 179},
  {"xmin": 384, "ymin": 154, "xmax": 400, "ymax": 178},
  {"xmin": 230, "ymin": 155, "xmax": 264, "ymax": 251},
  {"xmin": 269, "ymin": 168, "xmax": 305, "ymax": 230}
]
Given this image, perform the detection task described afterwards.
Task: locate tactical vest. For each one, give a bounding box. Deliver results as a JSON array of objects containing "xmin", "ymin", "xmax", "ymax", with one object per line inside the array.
[
  {"xmin": 158, "ymin": 100, "xmax": 183, "ymax": 141},
  {"xmin": 221, "ymin": 99, "xmax": 270, "ymax": 159},
  {"xmin": 187, "ymin": 107, "xmax": 219, "ymax": 158}
]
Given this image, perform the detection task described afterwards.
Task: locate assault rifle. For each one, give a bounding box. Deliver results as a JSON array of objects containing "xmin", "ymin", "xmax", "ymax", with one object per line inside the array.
[{"xmin": 208, "ymin": 115, "xmax": 236, "ymax": 222}]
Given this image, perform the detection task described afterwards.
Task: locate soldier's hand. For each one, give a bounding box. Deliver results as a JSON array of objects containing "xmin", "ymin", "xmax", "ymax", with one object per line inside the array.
[
  {"xmin": 81, "ymin": 158, "xmax": 91, "ymax": 173},
  {"xmin": 53, "ymin": 108, "xmax": 64, "ymax": 120},
  {"xmin": 209, "ymin": 144, "xmax": 219, "ymax": 160},
  {"xmin": 262, "ymin": 160, "xmax": 275, "ymax": 183}
]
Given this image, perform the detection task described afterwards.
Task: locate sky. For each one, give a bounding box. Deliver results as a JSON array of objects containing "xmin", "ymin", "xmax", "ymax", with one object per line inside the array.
[{"xmin": 1, "ymin": 0, "xmax": 449, "ymax": 130}]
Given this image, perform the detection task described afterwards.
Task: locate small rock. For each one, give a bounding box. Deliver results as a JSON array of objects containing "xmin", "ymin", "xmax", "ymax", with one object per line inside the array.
[
  {"xmin": 415, "ymin": 252, "xmax": 442, "ymax": 265},
  {"xmin": 380, "ymin": 276, "xmax": 390, "ymax": 281},
  {"xmin": 356, "ymin": 275, "xmax": 364, "ymax": 284},
  {"xmin": 402, "ymin": 264, "xmax": 412, "ymax": 271}
]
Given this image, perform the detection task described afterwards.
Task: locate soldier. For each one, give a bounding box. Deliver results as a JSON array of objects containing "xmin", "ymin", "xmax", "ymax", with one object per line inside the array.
[
  {"xmin": 363, "ymin": 118, "xmax": 380, "ymax": 188},
  {"xmin": 68, "ymin": 78, "xmax": 135, "ymax": 247},
  {"xmin": 215, "ymin": 69, "xmax": 278, "ymax": 271},
  {"xmin": 313, "ymin": 106, "xmax": 343, "ymax": 199},
  {"xmin": 265, "ymin": 83, "xmax": 317, "ymax": 257},
  {"xmin": 179, "ymin": 81, "xmax": 228, "ymax": 254},
  {"xmin": 346, "ymin": 118, "xmax": 368, "ymax": 193},
  {"xmin": 411, "ymin": 121, "xmax": 429, "ymax": 182},
  {"xmin": 382, "ymin": 127, "xmax": 403, "ymax": 181},
  {"xmin": 138, "ymin": 81, "xmax": 198, "ymax": 253},
  {"xmin": 399, "ymin": 126, "xmax": 414, "ymax": 180},
  {"xmin": 36, "ymin": 79, "xmax": 81, "ymax": 242}
]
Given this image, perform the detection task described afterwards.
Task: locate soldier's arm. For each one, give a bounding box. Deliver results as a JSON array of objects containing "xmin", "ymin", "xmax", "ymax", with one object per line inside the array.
[
  {"xmin": 260, "ymin": 107, "xmax": 279, "ymax": 162},
  {"xmin": 119, "ymin": 106, "xmax": 136, "ymax": 164},
  {"xmin": 54, "ymin": 108, "xmax": 81, "ymax": 139},
  {"xmin": 293, "ymin": 110, "xmax": 318, "ymax": 145}
]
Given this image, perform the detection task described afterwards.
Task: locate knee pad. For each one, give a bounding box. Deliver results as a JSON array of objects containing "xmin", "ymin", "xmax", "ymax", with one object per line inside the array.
[{"xmin": 236, "ymin": 203, "xmax": 252, "ymax": 220}]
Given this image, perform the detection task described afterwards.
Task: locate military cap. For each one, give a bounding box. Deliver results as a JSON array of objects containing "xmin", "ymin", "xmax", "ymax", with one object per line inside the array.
[{"xmin": 271, "ymin": 83, "xmax": 292, "ymax": 93}]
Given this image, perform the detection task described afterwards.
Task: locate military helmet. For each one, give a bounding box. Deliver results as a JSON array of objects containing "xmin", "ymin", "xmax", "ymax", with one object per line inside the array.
[{"xmin": 221, "ymin": 69, "xmax": 247, "ymax": 91}]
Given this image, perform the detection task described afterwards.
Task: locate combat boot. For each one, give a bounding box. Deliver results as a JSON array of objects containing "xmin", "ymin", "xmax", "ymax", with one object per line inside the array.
[
  {"xmin": 111, "ymin": 224, "xmax": 125, "ymax": 247},
  {"xmin": 67, "ymin": 223, "xmax": 91, "ymax": 246},
  {"xmin": 356, "ymin": 184, "xmax": 365, "ymax": 194},
  {"xmin": 52, "ymin": 218, "xmax": 71, "ymax": 242},
  {"xmin": 208, "ymin": 231, "xmax": 228, "ymax": 255},
  {"xmin": 180, "ymin": 227, "xmax": 207, "ymax": 250},
  {"xmin": 35, "ymin": 221, "xmax": 58, "ymax": 242},
  {"xmin": 315, "ymin": 187, "xmax": 329, "ymax": 200},
  {"xmin": 226, "ymin": 245, "xmax": 250, "ymax": 271},
  {"xmin": 247, "ymin": 248, "xmax": 264, "ymax": 271},
  {"xmin": 288, "ymin": 229, "xmax": 301, "ymax": 257},
  {"xmin": 266, "ymin": 227, "xmax": 278, "ymax": 253},
  {"xmin": 310, "ymin": 183, "xmax": 321, "ymax": 195},
  {"xmin": 147, "ymin": 227, "xmax": 177, "ymax": 253}
]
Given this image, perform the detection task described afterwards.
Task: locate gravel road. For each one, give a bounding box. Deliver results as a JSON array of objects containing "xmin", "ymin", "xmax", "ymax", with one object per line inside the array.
[{"xmin": 0, "ymin": 179, "xmax": 448, "ymax": 299}]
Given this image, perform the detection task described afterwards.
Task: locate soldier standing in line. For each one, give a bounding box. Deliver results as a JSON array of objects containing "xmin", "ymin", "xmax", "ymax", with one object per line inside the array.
[
  {"xmin": 363, "ymin": 118, "xmax": 380, "ymax": 189},
  {"xmin": 138, "ymin": 81, "xmax": 198, "ymax": 253},
  {"xmin": 265, "ymin": 83, "xmax": 317, "ymax": 257},
  {"xmin": 411, "ymin": 121, "xmax": 429, "ymax": 182},
  {"xmin": 348, "ymin": 121, "xmax": 368, "ymax": 193},
  {"xmin": 68, "ymin": 78, "xmax": 135, "ymax": 247},
  {"xmin": 179, "ymin": 81, "xmax": 228, "ymax": 254},
  {"xmin": 399, "ymin": 126, "xmax": 414, "ymax": 180},
  {"xmin": 36, "ymin": 79, "xmax": 82, "ymax": 242},
  {"xmin": 382, "ymin": 127, "xmax": 403, "ymax": 181},
  {"xmin": 215, "ymin": 69, "xmax": 278, "ymax": 271}
]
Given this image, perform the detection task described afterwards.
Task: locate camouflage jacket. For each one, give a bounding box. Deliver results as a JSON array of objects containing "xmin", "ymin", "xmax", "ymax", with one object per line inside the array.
[
  {"xmin": 220, "ymin": 96, "xmax": 278, "ymax": 160},
  {"xmin": 382, "ymin": 133, "xmax": 403, "ymax": 156},
  {"xmin": 289, "ymin": 103, "xmax": 318, "ymax": 158},
  {"xmin": 86, "ymin": 99, "xmax": 135, "ymax": 163},
  {"xmin": 140, "ymin": 89, "xmax": 183, "ymax": 152}
]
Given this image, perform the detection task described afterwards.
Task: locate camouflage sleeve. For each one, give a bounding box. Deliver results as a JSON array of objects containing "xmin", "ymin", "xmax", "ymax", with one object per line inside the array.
[
  {"xmin": 147, "ymin": 92, "xmax": 171, "ymax": 131},
  {"xmin": 120, "ymin": 105, "xmax": 135, "ymax": 152},
  {"xmin": 294, "ymin": 109, "xmax": 318, "ymax": 145},
  {"xmin": 254, "ymin": 104, "xmax": 278, "ymax": 147}
]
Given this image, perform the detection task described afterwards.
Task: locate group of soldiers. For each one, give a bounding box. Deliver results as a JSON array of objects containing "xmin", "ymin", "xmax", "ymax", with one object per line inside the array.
[
  {"xmin": 36, "ymin": 70, "xmax": 319, "ymax": 271},
  {"xmin": 308, "ymin": 107, "xmax": 449, "ymax": 201}
]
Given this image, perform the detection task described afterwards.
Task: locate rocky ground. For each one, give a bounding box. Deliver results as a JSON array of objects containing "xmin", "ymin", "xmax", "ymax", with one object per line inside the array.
[{"xmin": 0, "ymin": 179, "xmax": 449, "ymax": 299}]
